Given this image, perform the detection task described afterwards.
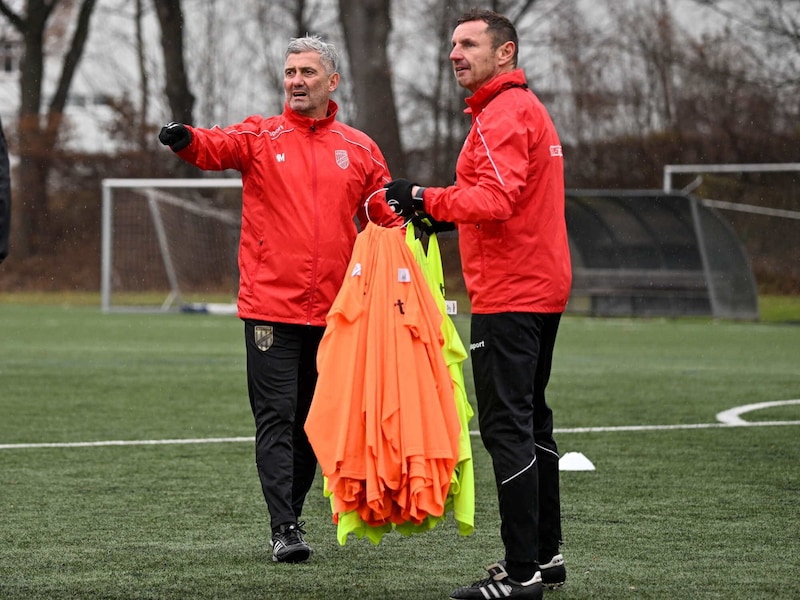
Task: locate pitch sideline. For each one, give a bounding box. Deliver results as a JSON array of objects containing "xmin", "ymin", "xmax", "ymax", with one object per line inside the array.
[{"xmin": 1, "ymin": 399, "xmax": 798, "ymax": 450}]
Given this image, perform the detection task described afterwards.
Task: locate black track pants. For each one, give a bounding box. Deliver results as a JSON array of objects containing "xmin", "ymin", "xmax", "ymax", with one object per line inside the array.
[
  {"xmin": 470, "ymin": 312, "xmax": 563, "ymax": 565},
  {"xmin": 243, "ymin": 320, "xmax": 324, "ymax": 533}
]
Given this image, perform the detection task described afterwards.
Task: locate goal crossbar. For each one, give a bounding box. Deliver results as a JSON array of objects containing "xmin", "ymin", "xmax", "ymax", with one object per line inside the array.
[{"xmin": 663, "ymin": 163, "xmax": 800, "ymax": 192}]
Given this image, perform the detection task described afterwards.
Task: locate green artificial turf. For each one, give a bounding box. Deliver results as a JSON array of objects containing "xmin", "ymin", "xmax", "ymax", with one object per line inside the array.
[{"xmin": 1, "ymin": 302, "xmax": 798, "ymax": 599}]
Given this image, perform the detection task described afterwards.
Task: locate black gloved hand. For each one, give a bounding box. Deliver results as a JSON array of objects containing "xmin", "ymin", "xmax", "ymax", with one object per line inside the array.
[
  {"xmin": 384, "ymin": 178, "xmax": 424, "ymax": 218},
  {"xmin": 158, "ymin": 122, "xmax": 192, "ymax": 152},
  {"xmin": 413, "ymin": 213, "xmax": 456, "ymax": 235}
]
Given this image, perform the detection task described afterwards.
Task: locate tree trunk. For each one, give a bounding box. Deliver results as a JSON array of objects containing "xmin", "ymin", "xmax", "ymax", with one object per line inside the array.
[
  {"xmin": 15, "ymin": 3, "xmax": 49, "ymax": 257},
  {"xmin": 153, "ymin": 0, "xmax": 197, "ymax": 178},
  {"xmin": 337, "ymin": 0, "xmax": 405, "ymax": 175},
  {"xmin": 153, "ymin": 0, "xmax": 194, "ymax": 124},
  {"xmin": 1, "ymin": 0, "xmax": 97, "ymax": 257},
  {"xmin": 135, "ymin": 0, "xmax": 151, "ymax": 150}
]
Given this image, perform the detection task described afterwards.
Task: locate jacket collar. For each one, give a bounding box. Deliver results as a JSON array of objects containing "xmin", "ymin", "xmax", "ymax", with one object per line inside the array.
[
  {"xmin": 464, "ymin": 69, "xmax": 528, "ymax": 116},
  {"xmin": 284, "ymin": 99, "xmax": 339, "ymax": 130}
]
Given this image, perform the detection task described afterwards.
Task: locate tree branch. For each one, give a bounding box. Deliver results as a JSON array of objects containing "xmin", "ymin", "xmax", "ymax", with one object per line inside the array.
[
  {"xmin": 0, "ymin": 0, "xmax": 26, "ymax": 31},
  {"xmin": 48, "ymin": 0, "xmax": 97, "ymax": 119}
]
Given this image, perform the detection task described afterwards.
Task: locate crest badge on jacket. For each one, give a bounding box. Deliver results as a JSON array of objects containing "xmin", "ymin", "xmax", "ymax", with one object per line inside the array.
[{"xmin": 335, "ymin": 150, "xmax": 349, "ymax": 169}]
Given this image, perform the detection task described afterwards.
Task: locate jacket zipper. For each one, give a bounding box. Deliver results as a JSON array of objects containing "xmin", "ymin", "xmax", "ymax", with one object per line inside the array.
[{"xmin": 306, "ymin": 124, "xmax": 320, "ymax": 325}]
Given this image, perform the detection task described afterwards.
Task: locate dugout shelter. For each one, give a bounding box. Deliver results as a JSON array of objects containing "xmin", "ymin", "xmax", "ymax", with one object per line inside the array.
[{"xmin": 565, "ymin": 189, "xmax": 759, "ymax": 320}]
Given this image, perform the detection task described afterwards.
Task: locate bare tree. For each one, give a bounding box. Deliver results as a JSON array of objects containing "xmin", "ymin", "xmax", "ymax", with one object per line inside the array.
[
  {"xmin": 287, "ymin": 0, "xmax": 312, "ymax": 38},
  {"xmin": 133, "ymin": 0, "xmax": 149, "ymax": 149},
  {"xmin": 691, "ymin": 0, "xmax": 800, "ymax": 108},
  {"xmin": 178, "ymin": 1, "xmax": 341, "ymax": 126},
  {"xmin": 152, "ymin": 0, "xmax": 193, "ymax": 124},
  {"xmin": 337, "ymin": 0, "xmax": 405, "ymax": 174},
  {"xmin": 152, "ymin": 0, "xmax": 198, "ymax": 178},
  {"xmin": 427, "ymin": 2, "xmax": 469, "ymax": 184},
  {"xmin": 0, "ymin": 0, "xmax": 97, "ymax": 257}
]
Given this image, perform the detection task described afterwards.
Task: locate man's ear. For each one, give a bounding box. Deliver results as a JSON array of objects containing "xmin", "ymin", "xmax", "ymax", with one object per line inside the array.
[
  {"xmin": 497, "ymin": 41, "xmax": 515, "ymax": 67},
  {"xmin": 328, "ymin": 72, "xmax": 340, "ymax": 92}
]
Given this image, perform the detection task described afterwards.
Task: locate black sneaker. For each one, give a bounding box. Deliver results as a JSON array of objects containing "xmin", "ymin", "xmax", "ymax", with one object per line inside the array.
[
  {"xmin": 450, "ymin": 562, "xmax": 542, "ymax": 599},
  {"xmin": 270, "ymin": 521, "xmax": 312, "ymax": 563},
  {"xmin": 539, "ymin": 554, "xmax": 566, "ymax": 589}
]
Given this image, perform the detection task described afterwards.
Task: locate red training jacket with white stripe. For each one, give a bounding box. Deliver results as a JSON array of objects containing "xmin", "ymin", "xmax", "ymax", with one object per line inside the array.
[
  {"xmin": 176, "ymin": 100, "xmax": 396, "ymax": 326},
  {"xmin": 423, "ymin": 69, "xmax": 572, "ymax": 314}
]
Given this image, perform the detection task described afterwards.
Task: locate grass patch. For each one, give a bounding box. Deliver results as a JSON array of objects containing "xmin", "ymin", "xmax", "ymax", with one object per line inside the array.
[
  {"xmin": 759, "ymin": 294, "xmax": 800, "ymax": 323},
  {"xmin": 3, "ymin": 291, "xmax": 798, "ymax": 322},
  {"xmin": 1, "ymin": 303, "xmax": 799, "ymax": 599}
]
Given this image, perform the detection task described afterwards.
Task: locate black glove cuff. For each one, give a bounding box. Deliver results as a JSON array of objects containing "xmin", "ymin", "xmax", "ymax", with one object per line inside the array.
[
  {"xmin": 171, "ymin": 130, "xmax": 192, "ymax": 152},
  {"xmin": 412, "ymin": 186, "xmax": 426, "ymax": 211}
]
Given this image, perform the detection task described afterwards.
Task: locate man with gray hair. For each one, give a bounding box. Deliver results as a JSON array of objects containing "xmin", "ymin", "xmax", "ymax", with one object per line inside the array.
[{"xmin": 159, "ymin": 36, "xmax": 398, "ymax": 563}]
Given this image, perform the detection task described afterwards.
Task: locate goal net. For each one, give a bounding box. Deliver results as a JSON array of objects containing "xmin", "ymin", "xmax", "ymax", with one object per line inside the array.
[
  {"xmin": 101, "ymin": 178, "xmax": 243, "ymax": 313},
  {"xmin": 663, "ymin": 163, "xmax": 800, "ymax": 296}
]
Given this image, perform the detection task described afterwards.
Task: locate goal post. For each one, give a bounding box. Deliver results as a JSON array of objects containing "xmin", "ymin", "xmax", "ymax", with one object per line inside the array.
[
  {"xmin": 101, "ymin": 178, "xmax": 243, "ymax": 313},
  {"xmin": 662, "ymin": 162, "xmax": 800, "ymax": 306}
]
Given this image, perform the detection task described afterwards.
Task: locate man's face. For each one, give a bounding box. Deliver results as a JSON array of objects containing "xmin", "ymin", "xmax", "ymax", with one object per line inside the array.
[
  {"xmin": 283, "ymin": 51, "xmax": 339, "ymax": 119},
  {"xmin": 449, "ymin": 20, "xmax": 507, "ymax": 93}
]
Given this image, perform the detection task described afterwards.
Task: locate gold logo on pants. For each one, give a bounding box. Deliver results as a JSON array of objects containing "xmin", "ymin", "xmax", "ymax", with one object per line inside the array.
[{"xmin": 254, "ymin": 326, "xmax": 273, "ymax": 351}]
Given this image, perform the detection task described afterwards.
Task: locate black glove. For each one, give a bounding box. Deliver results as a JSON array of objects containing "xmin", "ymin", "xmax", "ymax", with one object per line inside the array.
[
  {"xmin": 158, "ymin": 122, "xmax": 192, "ymax": 152},
  {"xmin": 413, "ymin": 213, "xmax": 456, "ymax": 235},
  {"xmin": 384, "ymin": 178, "xmax": 424, "ymax": 218}
]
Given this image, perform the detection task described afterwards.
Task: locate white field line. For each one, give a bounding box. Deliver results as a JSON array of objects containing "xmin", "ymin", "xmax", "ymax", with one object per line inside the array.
[
  {"xmin": 0, "ymin": 436, "xmax": 252, "ymax": 450},
  {"xmin": 715, "ymin": 399, "xmax": 800, "ymax": 425},
  {"xmin": 553, "ymin": 421, "xmax": 800, "ymax": 434},
  {"xmin": 1, "ymin": 401, "xmax": 798, "ymax": 451}
]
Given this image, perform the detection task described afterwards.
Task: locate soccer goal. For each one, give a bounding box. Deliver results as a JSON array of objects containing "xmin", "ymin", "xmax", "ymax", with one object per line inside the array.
[
  {"xmin": 663, "ymin": 162, "xmax": 800, "ymax": 299},
  {"xmin": 100, "ymin": 178, "xmax": 243, "ymax": 313}
]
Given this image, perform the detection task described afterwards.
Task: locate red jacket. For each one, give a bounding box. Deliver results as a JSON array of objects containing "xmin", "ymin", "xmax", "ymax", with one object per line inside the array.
[
  {"xmin": 423, "ymin": 70, "xmax": 572, "ymax": 314},
  {"xmin": 176, "ymin": 101, "xmax": 396, "ymax": 325}
]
